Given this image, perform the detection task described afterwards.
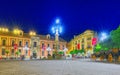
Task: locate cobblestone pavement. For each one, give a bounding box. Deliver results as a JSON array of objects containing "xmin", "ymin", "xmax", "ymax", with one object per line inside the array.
[{"xmin": 0, "ymin": 59, "xmax": 120, "ymax": 75}]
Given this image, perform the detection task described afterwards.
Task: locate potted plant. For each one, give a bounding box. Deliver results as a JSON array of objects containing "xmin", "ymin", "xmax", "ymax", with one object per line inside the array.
[
  {"xmin": 58, "ymin": 51, "xmax": 64, "ymax": 56},
  {"xmin": 5, "ymin": 50, "xmax": 9, "ymax": 59},
  {"xmin": 15, "ymin": 51, "xmax": 20, "ymax": 59}
]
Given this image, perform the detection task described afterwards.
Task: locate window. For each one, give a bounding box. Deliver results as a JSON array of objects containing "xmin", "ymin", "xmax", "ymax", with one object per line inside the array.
[
  {"xmin": 87, "ymin": 45, "xmax": 91, "ymax": 48},
  {"xmin": 12, "ymin": 40, "xmax": 15, "ymax": 46},
  {"xmin": 34, "ymin": 42, "xmax": 37, "ymax": 47},
  {"xmin": 19, "ymin": 49, "xmax": 21, "ymax": 53},
  {"xmin": 87, "ymin": 42, "xmax": 91, "ymax": 48},
  {"xmin": 48, "ymin": 36, "xmax": 50, "ymax": 39},
  {"xmin": 75, "ymin": 41, "xmax": 77, "ymax": 45},
  {"xmin": 75, "ymin": 46, "xmax": 77, "ymax": 50},
  {"xmin": 62, "ymin": 45, "xmax": 64, "ymax": 49},
  {"xmin": 48, "ymin": 51, "xmax": 50, "ymax": 55},
  {"xmin": 58, "ymin": 45, "xmax": 60, "ymax": 49},
  {"xmin": 48, "ymin": 44, "xmax": 50, "ymax": 47},
  {"xmin": 20, "ymin": 32, "xmax": 23, "ymax": 35},
  {"xmin": 53, "ymin": 44, "xmax": 55, "ymax": 49},
  {"xmin": 26, "ymin": 50, "xmax": 28, "ymax": 55},
  {"xmin": 87, "ymin": 37, "xmax": 91, "ymax": 40},
  {"xmin": 11, "ymin": 49, "xmax": 14, "ymax": 55},
  {"xmin": 78, "ymin": 40, "xmax": 80, "ymax": 43},
  {"xmin": 82, "ymin": 44, "xmax": 84, "ymax": 49},
  {"xmin": 2, "ymin": 49, "xmax": 5, "ymax": 55},
  {"xmin": 2, "ymin": 40, "xmax": 6, "ymax": 46},
  {"xmin": 42, "ymin": 43, "xmax": 44, "ymax": 48},
  {"xmin": 47, "ymin": 35, "xmax": 50, "ymax": 39},
  {"xmin": 82, "ymin": 39, "xmax": 84, "ymax": 43},
  {"xmin": 42, "ymin": 51, "xmax": 44, "ymax": 56},
  {"xmin": 26, "ymin": 42, "xmax": 28, "ymax": 46},
  {"xmin": 19, "ymin": 41, "xmax": 22, "ymax": 46}
]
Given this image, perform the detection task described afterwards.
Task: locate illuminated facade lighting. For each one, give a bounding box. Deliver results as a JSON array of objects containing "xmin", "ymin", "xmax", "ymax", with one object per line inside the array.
[
  {"xmin": 0, "ymin": 27, "xmax": 9, "ymax": 32},
  {"xmin": 56, "ymin": 19, "xmax": 60, "ymax": 24},
  {"xmin": 100, "ymin": 32, "xmax": 108, "ymax": 41},
  {"xmin": 29, "ymin": 31, "xmax": 36, "ymax": 36},
  {"xmin": 13, "ymin": 29, "xmax": 23, "ymax": 35},
  {"xmin": 5, "ymin": 28, "xmax": 8, "ymax": 32}
]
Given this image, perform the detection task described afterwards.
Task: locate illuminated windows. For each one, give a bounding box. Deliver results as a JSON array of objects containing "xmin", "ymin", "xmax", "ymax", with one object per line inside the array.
[
  {"xmin": 2, "ymin": 40, "xmax": 6, "ymax": 46},
  {"xmin": 19, "ymin": 41, "xmax": 22, "ymax": 46},
  {"xmin": 2, "ymin": 49, "xmax": 5, "ymax": 55}
]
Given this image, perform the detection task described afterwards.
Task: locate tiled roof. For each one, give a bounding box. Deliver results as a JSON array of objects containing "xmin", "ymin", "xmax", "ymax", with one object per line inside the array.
[
  {"xmin": 0, "ymin": 32, "xmax": 66, "ymax": 42},
  {"xmin": 39, "ymin": 35, "xmax": 66, "ymax": 42},
  {"xmin": 0, "ymin": 32, "xmax": 30, "ymax": 38}
]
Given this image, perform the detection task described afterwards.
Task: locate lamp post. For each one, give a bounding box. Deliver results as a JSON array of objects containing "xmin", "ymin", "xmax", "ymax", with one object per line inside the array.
[
  {"xmin": 52, "ymin": 19, "xmax": 62, "ymax": 51},
  {"xmin": 23, "ymin": 46, "xmax": 29, "ymax": 60},
  {"xmin": 100, "ymin": 32, "xmax": 108, "ymax": 42}
]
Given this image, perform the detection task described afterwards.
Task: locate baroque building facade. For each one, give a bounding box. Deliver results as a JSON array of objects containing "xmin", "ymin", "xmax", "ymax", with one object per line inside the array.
[
  {"xmin": 67, "ymin": 30, "xmax": 96, "ymax": 55},
  {"xmin": 0, "ymin": 28, "xmax": 67, "ymax": 59}
]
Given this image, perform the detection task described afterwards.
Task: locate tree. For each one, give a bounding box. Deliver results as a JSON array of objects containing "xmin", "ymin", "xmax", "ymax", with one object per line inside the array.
[
  {"xmin": 100, "ymin": 37, "xmax": 113, "ymax": 50},
  {"xmin": 94, "ymin": 43, "xmax": 102, "ymax": 53},
  {"xmin": 111, "ymin": 25, "xmax": 120, "ymax": 49},
  {"xmin": 70, "ymin": 50, "xmax": 75, "ymax": 55},
  {"xmin": 5, "ymin": 50, "xmax": 9, "ymax": 59},
  {"xmin": 58, "ymin": 51, "xmax": 64, "ymax": 55},
  {"xmin": 15, "ymin": 51, "xmax": 20, "ymax": 58},
  {"xmin": 77, "ymin": 49, "xmax": 85, "ymax": 54}
]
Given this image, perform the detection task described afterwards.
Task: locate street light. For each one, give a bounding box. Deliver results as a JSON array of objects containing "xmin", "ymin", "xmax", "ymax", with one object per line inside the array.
[
  {"xmin": 23, "ymin": 46, "xmax": 29, "ymax": 60},
  {"xmin": 51, "ymin": 18, "xmax": 62, "ymax": 51},
  {"xmin": 100, "ymin": 32, "xmax": 108, "ymax": 41},
  {"xmin": 56, "ymin": 19, "xmax": 60, "ymax": 24}
]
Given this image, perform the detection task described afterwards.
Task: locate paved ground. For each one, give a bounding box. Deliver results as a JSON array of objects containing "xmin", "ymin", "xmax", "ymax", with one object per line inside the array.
[{"xmin": 0, "ymin": 59, "xmax": 120, "ymax": 75}]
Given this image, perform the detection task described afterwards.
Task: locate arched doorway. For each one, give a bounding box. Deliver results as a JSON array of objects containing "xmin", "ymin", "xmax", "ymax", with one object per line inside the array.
[{"xmin": 33, "ymin": 50, "xmax": 37, "ymax": 59}]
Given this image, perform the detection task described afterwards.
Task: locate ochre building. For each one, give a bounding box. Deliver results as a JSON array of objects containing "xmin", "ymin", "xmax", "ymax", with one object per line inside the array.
[
  {"xmin": 67, "ymin": 30, "xmax": 96, "ymax": 55},
  {"xmin": 0, "ymin": 28, "xmax": 67, "ymax": 59}
]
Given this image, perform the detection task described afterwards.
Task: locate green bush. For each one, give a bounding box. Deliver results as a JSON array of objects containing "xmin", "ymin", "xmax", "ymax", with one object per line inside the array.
[
  {"xmin": 42, "ymin": 57, "xmax": 47, "ymax": 60},
  {"xmin": 70, "ymin": 49, "xmax": 85, "ymax": 55},
  {"xmin": 5, "ymin": 50, "xmax": 9, "ymax": 54},
  {"xmin": 58, "ymin": 51, "xmax": 64, "ymax": 55},
  {"xmin": 48, "ymin": 56, "xmax": 53, "ymax": 60},
  {"xmin": 56, "ymin": 55, "xmax": 61, "ymax": 59}
]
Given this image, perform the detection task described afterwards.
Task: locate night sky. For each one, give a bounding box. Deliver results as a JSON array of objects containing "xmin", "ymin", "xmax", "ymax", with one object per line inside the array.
[{"xmin": 0, "ymin": 0, "xmax": 120, "ymax": 41}]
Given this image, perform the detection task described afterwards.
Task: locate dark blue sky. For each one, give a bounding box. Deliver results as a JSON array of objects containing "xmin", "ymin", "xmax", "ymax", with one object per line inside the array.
[{"xmin": 0, "ymin": 0, "xmax": 120, "ymax": 41}]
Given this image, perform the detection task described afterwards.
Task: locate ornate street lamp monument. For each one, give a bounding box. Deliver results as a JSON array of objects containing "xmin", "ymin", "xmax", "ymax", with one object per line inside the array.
[{"xmin": 52, "ymin": 19, "xmax": 62, "ymax": 51}]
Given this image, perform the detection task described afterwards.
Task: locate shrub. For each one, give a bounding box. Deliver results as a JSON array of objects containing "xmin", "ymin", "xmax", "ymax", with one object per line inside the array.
[
  {"xmin": 55, "ymin": 54, "xmax": 61, "ymax": 59},
  {"xmin": 48, "ymin": 56, "xmax": 53, "ymax": 60},
  {"xmin": 42, "ymin": 57, "xmax": 47, "ymax": 60},
  {"xmin": 108, "ymin": 53, "xmax": 113, "ymax": 62},
  {"xmin": 58, "ymin": 51, "xmax": 64, "ymax": 55}
]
